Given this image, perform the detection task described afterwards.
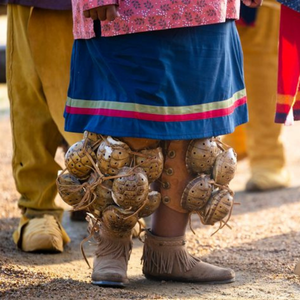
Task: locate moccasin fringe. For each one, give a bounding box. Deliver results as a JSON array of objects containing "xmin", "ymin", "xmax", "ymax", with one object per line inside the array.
[
  {"xmin": 95, "ymin": 225, "xmax": 132, "ymax": 262},
  {"xmin": 142, "ymin": 231, "xmax": 199, "ymax": 274}
]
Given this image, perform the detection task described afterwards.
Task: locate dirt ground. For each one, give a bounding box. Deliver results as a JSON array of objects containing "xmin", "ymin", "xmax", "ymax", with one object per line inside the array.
[{"xmin": 1, "ymin": 78, "xmax": 300, "ymax": 300}]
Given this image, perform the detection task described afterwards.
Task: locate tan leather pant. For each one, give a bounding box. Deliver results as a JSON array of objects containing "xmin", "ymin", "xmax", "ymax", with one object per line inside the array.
[{"xmin": 6, "ymin": 5, "xmax": 82, "ymax": 223}]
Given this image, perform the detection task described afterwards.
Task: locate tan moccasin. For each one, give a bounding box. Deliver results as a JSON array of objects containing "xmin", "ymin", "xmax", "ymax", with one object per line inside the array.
[{"xmin": 20, "ymin": 214, "xmax": 69, "ymax": 253}]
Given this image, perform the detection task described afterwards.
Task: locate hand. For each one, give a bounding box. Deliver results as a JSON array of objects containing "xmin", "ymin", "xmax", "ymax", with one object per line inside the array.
[
  {"xmin": 242, "ymin": 0, "xmax": 263, "ymax": 8},
  {"xmin": 83, "ymin": 5, "xmax": 119, "ymax": 21}
]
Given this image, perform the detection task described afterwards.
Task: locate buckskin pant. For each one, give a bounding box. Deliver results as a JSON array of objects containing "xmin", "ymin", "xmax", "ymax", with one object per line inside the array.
[{"xmin": 6, "ymin": 5, "xmax": 82, "ymax": 243}]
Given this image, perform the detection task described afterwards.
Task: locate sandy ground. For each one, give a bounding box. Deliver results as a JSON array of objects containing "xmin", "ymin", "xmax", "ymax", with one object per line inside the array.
[{"xmin": 1, "ymin": 79, "xmax": 300, "ymax": 300}]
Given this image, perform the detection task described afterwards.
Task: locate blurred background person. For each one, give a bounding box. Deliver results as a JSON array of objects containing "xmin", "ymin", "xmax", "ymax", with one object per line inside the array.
[
  {"xmin": 273, "ymin": 0, "xmax": 300, "ymax": 276},
  {"xmin": 223, "ymin": 0, "xmax": 290, "ymax": 192},
  {"xmin": 6, "ymin": 0, "xmax": 82, "ymax": 253}
]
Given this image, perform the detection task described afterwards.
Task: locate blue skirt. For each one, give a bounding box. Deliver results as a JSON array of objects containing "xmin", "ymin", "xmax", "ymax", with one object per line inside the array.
[{"xmin": 65, "ymin": 20, "xmax": 248, "ymax": 140}]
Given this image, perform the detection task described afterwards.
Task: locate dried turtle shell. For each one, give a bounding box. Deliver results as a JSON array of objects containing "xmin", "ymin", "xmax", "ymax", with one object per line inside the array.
[
  {"xmin": 83, "ymin": 131, "xmax": 103, "ymax": 147},
  {"xmin": 97, "ymin": 136, "xmax": 132, "ymax": 176},
  {"xmin": 181, "ymin": 174, "xmax": 213, "ymax": 212},
  {"xmin": 138, "ymin": 191, "xmax": 161, "ymax": 218},
  {"xmin": 112, "ymin": 166, "xmax": 149, "ymax": 210},
  {"xmin": 65, "ymin": 139, "xmax": 96, "ymax": 179},
  {"xmin": 212, "ymin": 148, "xmax": 237, "ymax": 185},
  {"xmin": 102, "ymin": 205, "xmax": 138, "ymax": 232},
  {"xmin": 186, "ymin": 138, "xmax": 222, "ymax": 175},
  {"xmin": 202, "ymin": 189, "xmax": 234, "ymax": 225},
  {"xmin": 135, "ymin": 147, "xmax": 164, "ymax": 183},
  {"xmin": 88, "ymin": 176, "xmax": 114, "ymax": 218},
  {"xmin": 57, "ymin": 172, "xmax": 85, "ymax": 206}
]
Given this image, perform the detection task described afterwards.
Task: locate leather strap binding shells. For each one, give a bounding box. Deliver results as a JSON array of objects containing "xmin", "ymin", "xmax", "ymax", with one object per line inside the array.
[{"xmin": 88, "ymin": 174, "xmax": 114, "ymax": 218}]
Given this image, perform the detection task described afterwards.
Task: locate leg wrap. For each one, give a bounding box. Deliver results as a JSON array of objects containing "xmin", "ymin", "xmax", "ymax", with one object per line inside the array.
[
  {"xmin": 119, "ymin": 137, "xmax": 160, "ymax": 151},
  {"xmin": 160, "ymin": 140, "xmax": 193, "ymax": 213}
]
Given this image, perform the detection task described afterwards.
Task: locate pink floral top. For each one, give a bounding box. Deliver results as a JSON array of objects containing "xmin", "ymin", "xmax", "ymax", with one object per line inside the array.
[{"xmin": 72, "ymin": 0, "xmax": 240, "ymax": 38}]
